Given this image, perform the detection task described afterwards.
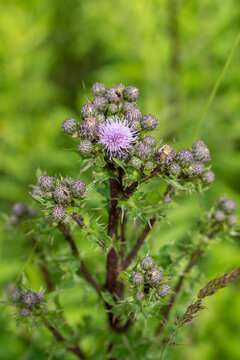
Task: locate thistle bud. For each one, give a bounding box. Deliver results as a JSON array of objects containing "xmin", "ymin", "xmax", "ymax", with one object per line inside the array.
[
  {"xmin": 175, "ymin": 150, "xmax": 193, "ymax": 167},
  {"xmin": 121, "ymin": 102, "xmax": 136, "ymax": 115},
  {"xmin": 10, "ymin": 215, "xmax": 19, "ymax": 225},
  {"xmin": 114, "ymin": 150, "xmax": 131, "ymax": 163},
  {"xmin": 123, "ymin": 86, "xmax": 139, "ymax": 102},
  {"xmin": 62, "ymin": 118, "xmax": 79, "ymax": 135},
  {"xmin": 53, "ymin": 185, "xmax": 72, "ymax": 204},
  {"xmin": 80, "ymin": 103, "xmax": 96, "ymax": 119},
  {"xmin": 79, "ymin": 117, "xmax": 98, "ymax": 140},
  {"xmin": 219, "ymin": 198, "xmax": 237, "ymax": 214},
  {"xmin": 108, "ymin": 103, "xmax": 118, "ymax": 115},
  {"xmin": 70, "ymin": 180, "xmax": 87, "ymax": 197},
  {"xmin": 135, "ymin": 291, "xmax": 145, "ymax": 302},
  {"xmin": 140, "ymin": 256, "xmax": 155, "ymax": 270},
  {"xmin": 192, "ymin": 140, "xmax": 210, "ymax": 163},
  {"xmin": 91, "ymin": 82, "xmax": 107, "ymax": 97},
  {"xmin": 52, "ymin": 206, "xmax": 67, "ymax": 222},
  {"xmin": 12, "ymin": 203, "xmax": 29, "ymax": 217},
  {"xmin": 141, "ymin": 114, "xmax": 158, "ymax": 131},
  {"xmin": 132, "ymin": 272, "xmax": 144, "ymax": 286},
  {"xmin": 22, "ymin": 291, "xmax": 39, "ymax": 308},
  {"xmin": 21, "ymin": 307, "xmax": 31, "ymax": 318},
  {"xmin": 142, "ymin": 136, "xmax": 157, "ymax": 148},
  {"xmin": 214, "ymin": 210, "xmax": 225, "ymax": 222},
  {"xmin": 145, "ymin": 268, "xmax": 163, "ymax": 287},
  {"xmin": 192, "ymin": 161, "xmax": 205, "ymax": 175},
  {"xmin": 155, "ymin": 145, "xmax": 175, "ymax": 166},
  {"xmin": 36, "ymin": 291, "xmax": 45, "ymax": 303},
  {"xmin": 144, "ymin": 161, "xmax": 155, "ymax": 171},
  {"xmin": 130, "ymin": 157, "xmax": 142, "ymax": 169},
  {"xmin": 227, "ymin": 215, "xmax": 238, "ymax": 227},
  {"xmin": 201, "ymin": 170, "xmax": 215, "ymax": 184},
  {"xmin": 169, "ymin": 162, "xmax": 181, "ymax": 175},
  {"xmin": 130, "ymin": 121, "xmax": 141, "ymax": 132},
  {"xmin": 38, "ymin": 175, "xmax": 56, "ymax": 192},
  {"xmin": 78, "ymin": 140, "xmax": 93, "ymax": 154},
  {"xmin": 96, "ymin": 114, "xmax": 106, "ymax": 123},
  {"xmin": 125, "ymin": 109, "xmax": 143, "ymax": 123},
  {"xmin": 105, "ymin": 87, "xmax": 123, "ymax": 104},
  {"xmin": 92, "ymin": 96, "xmax": 108, "ymax": 113},
  {"xmin": 62, "ymin": 176, "xmax": 74, "ymax": 187},
  {"xmin": 11, "ymin": 290, "xmax": 21, "ymax": 302},
  {"xmin": 135, "ymin": 142, "xmax": 153, "ymax": 161},
  {"xmin": 156, "ymin": 283, "xmax": 171, "ymax": 298}
]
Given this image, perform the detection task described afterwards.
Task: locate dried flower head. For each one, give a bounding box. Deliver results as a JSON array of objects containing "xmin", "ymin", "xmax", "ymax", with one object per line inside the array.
[{"xmin": 98, "ymin": 116, "xmax": 138, "ymax": 158}]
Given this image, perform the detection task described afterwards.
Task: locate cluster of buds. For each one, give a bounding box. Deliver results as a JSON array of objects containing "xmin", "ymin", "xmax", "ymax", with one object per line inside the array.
[
  {"xmin": 10, "ymin": 288, "xmax": 45, "ymax": 319},
  {"xmin": 31, "ymin": 174, "xmax": 87, "ymax": 223},
  {"xmin": 155, "ymin": 140, "xmax": 214, "ymax": 184},
  {"xmin": 131, "ymin": 255, "xmax": 171, "ymax": 302},
  {"xmin": 62, "ymin": 84, "xmax": 215, "ymax": 186},
  {"xmin": 10, "ymin": 202, "xmax": 36, "ymax": 226},
  {"xmin": 208, "ymin": 197, "xmax": 238, "ymax": 227},
  {"xmin": 62, "ymin": 83, "xmax": 159, "ymax": 163}
]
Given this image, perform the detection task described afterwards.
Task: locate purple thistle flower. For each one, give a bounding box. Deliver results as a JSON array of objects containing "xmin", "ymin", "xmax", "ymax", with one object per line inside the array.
[{"xmin": 98, "ymin": 116, "xmax": 138, "ymax": 158}]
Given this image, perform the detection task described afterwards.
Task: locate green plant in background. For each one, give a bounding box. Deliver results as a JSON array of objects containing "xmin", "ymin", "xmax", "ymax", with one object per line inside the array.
[
  {"xmin": 2, "ymin": 83, "xmax": 239, "ymax": 360},
  {"xmin": 1, "ymin": 1, "xmax": 240, "ymax": 359}
]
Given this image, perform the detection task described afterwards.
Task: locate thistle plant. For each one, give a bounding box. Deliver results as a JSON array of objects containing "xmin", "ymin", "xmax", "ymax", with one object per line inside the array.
[{"xmin": 2, "ymin": 83, "xmax": 239, "ymax": 360}]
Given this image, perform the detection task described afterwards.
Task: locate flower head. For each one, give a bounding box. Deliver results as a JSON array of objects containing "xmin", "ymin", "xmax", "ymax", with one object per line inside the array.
[{"xmin": 98, "ymin": 116, "xmax": 138, "ymax": 157}]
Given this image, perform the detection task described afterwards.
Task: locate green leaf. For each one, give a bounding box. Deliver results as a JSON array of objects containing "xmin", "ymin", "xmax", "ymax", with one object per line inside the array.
[
  {"xmin": 161, "ymin": 175, "xmax": 189, "ymax": 190},
  {"xmin": 113, "ymin": 158, "xmax": 126, "ymax": 172},
  {"xmin": 101, "ymin": 292, "xmax": 115, "ymax": 306}
]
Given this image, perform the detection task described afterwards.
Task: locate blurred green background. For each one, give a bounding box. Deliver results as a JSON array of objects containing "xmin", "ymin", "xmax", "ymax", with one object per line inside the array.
[{"xmin": 0, "ymin": 0, "xmax": 240, "ymax": 359}]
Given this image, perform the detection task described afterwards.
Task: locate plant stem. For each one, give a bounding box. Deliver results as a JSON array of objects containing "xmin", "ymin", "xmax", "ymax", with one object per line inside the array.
[
  {"xmin": 119, "ymin": 217, "xmax": 157, "ymax": 271},
  {"xmin": 45, "ymin": 321, "xmax": 86, "ymax": 360},
  {"xmin": 189, "ymin": 31, "xmax": 240, "ymax": 145}
]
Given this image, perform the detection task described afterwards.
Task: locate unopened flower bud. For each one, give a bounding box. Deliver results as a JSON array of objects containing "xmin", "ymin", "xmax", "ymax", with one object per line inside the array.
[
  {"xmin": 53, "ymin": 185, "xmax": 72, "ymax": 204},
  {"xmin": 108, "ymin": 103, "xmax": 118, "ymax": 115},
  {"xmin": 91, "ymin": 82, "xmax": 107, "ymax": 97},
  {"xmin": 11, "ymin": 290, "xmax": 21, "ymax": 302},
  {"xmin": 175, "ymin": 150, "xmax": 193, "ymax": 167},
  {"xmin": 140, "ymin": 256, "xmax": 155, "ymax": 270},
  {"xmin": 80, "ymin": 103, "xmax": 96, "ymax": 119},
  {"xmin": 62, "ymin": 176, "xmax": 74, "ymax": 187},
  {"xmin": 192, "ymin": 161, "xmax": 205, "ymax": 175},
  {"xmin": 62, "ymin": 118, "xmax": 79, "ymax": 135},
  {"xmin": 123, "ymin": 86, "xmax": 139, "ymax": 102},
  {"xmin": 38, "ymin": 175, "xmax": 56, "ymax": 192},
  {"xmin": 130, "ymin": 121, "xmax": 141, "ymax": 132},
  {"xmin": 141, "ymin": 114, "xmax": 158, "ymax": 131},
  {"xmin": 142, "ymin": 136, "xmax": 157, "ymax": 148},
  {"xmin": 52, "ymin": 206, "xmax": 67, "ymax": 222},
  {"xmin": 156, "ymin": 283, "xmax": 171, "ymax": 298},
  {"xmin": 132, "ymin": 272, "xmax": 143, "ymax": 286},
  {"xmin": 214, "ymin": 210, "xmax": 225, "ymax": 222},
  {"xmin": 227, "ymin": 215, "xmax": 238, "ymax": 227},
  {"xmin": 144, "ymin": 161, "xmax": 155, "ymax": 171},
  {"xmin": 12, "ymin": 203, "xmax": 28, "ymax": 217},
  {"xmin": 192, "ymin": 140, "xmax": 210, "ymax": 163},
  {"xmin": 155, "ymin": 145, "xmax": 175, "ymax": 166},
  {"xmin": 169, "ymin": 162, "xmax": 181, "ymax": 175},
  {"xmin": 130, "ymin": 157, "xmax": 142, "ymax": 169},
  {"xmin": 105, "ymin": 87, "xmax": 123, "ymax": 104},
  {"xmin": 70, "ymin": 180, "xmax": 87, "ymax": 197},
  {"xmin": 10, "ymin": 215, "xmax": 19, "ymax": 225},
  {"xmin": 78, "ymin": 140, "xmax": 93, "ymax": 154},
  {"xmin": 22, "ymin": 291, "xmax": 39, "ymax": 308},
  {"xmin": 135, "ymin": 291, "xmax": 145, "ymax": 302},
  {"xmin": 21, "ymin": 307, "xmax": 31, "ymax": 318},
  {"xmin": 121, "ymin": 102, "xmax": 136, "ymax": 115},
  {"xmin": 135, "ymin": 142, "xmax": 153, "ymax": 161},
  {"xmin": 79, "ymin": 117, "xmax": 98, "ymax": 140},
  {"xmin": 145, "ymin": 268, "xmax": 163, "ymax": 287},
  {"xmin": 36, "ymin": 291, "xmax": 45, "ymax": 303},
  {"xmin": 218, "ymin": 198, "xmax": 237, "ymax": 214},
  {"xmin": 92, "ymin": 96, "xmax": 108, "ymax": 113},
  {"xmin": 96, "ymin": 114, "xmax": 106, "ymax": 123},
  {"xmin": 125, "ymin": 109, "xmax": 143, "ymax": 123},
  {"xmin": 201, "ymin": 170, "xmax": 215, "ymax": 184}
]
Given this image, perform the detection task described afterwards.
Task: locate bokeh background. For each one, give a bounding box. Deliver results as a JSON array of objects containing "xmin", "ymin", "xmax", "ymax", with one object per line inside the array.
[{"xmin": 0, "ymin": 0, "xmax": 240, "ymax": 359}]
